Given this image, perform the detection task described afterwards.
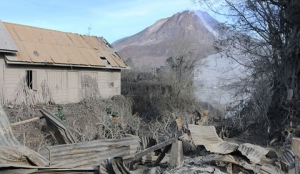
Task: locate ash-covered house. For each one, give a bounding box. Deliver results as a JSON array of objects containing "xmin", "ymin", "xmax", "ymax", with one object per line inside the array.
[{"xmin": 0, "ymin": 20, "xmax": 127, "ymax": 105}]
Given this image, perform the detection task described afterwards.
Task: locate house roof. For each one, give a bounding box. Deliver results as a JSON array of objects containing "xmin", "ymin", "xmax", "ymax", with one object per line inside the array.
[
  {"xmin": 0, "ymin": 21, "xmax": 18, "ymax": 53},
  {"xmin": 0, "ymin": 21, "xmax": 126, "ymax": 68}
]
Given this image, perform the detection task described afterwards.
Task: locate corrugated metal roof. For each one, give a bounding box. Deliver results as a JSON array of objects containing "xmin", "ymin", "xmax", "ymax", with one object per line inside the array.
[
  {"xmin": 1, "ymin": 21, "xmax": 127, "ymax": 68},
  {"xmin": 39, "ymin": 137, "xmax": 140, "ymax": 168},
  {"xmin": 237, "ymin": 143, "xmax": 269, "ymax": 164},
  {"xmin": 0, "ymin": 20, "xmax": 18, "ymax": 52},
  {"xmin": 189, "ymin": 125, "xmax": 239, "ymax": 154}
]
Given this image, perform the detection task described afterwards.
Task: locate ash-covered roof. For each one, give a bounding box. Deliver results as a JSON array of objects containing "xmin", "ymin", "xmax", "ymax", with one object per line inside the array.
[{"xmin": 0, "ymin": 21, "xmax": 126, "ymax": 69}]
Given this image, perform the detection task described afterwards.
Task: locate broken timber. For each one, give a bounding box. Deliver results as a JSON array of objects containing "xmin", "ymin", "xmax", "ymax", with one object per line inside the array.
[
  {"xmin": 169, "ymin": 140, "xmax": 183, "ymax": 168},
  {"xmin": 112, "ymin": 157, "xmax": 131, "ymax": 174},
  {"xmin": 0, "ymin": 104, "xmax": 49, "ymax": 169},
  {"xmin": 11, "ymin": 116, "xmax": 43, "ymax": 126},
  {"xmin": 40, "ymin": 107, "xmax": 76, "ymax": 144},
  {"xmin": 134, "ymin": 137, "xmax": 176, "ymax": 160}
]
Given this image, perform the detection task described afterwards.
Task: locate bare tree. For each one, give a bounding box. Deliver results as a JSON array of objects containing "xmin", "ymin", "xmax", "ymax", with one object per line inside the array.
[
  {"xmin": 196, "ymin": 0, "xmax": 300, "ymax": 123},
  {"xmin": 165, "ymin": 54, "xmax": 197, "ymax": 99}
]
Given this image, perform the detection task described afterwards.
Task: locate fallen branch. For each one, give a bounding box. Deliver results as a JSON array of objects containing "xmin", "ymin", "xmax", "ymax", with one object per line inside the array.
[{"xmin": 11, "ymin": 116, "xmax": 44, "ymax": 126}]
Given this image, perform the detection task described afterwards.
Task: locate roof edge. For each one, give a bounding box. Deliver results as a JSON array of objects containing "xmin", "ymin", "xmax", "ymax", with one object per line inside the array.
[{"xmin": 5, "ymin": 59, "xmax": 127, "ymax": 70}]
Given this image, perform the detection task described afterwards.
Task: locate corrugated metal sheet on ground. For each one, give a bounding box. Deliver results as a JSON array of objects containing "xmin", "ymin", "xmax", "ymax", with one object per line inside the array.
[
  {"xmin": 217, "ymin": 155, "xmax": 256, "ymax": 171},
  {"xmin": 188, "ymin": 125, "xmax": 239, "ymax": 154},
  {"xmin": 39, "ymin": 137, "xmax": 139, "ymax": 168},
  {"xmin": 0, "ymin": 164, "xmax": 97, "ymax": 173},
  {"xmin": 238, "ymin": 143, "xmax": 269, "ymax": 164},
  {"xmin": 258, "ymin": 164, "xmax": 281, "ymax": 174},
  {"xmin": 0, "ymin": 20, "xmax": 18, "ymax": 52},
  {"xmin": 2, "ymin": 21, "xmax": 126, "ymax": 68},
  {"xmin": 279, "ymin": 148, "xmax": 295, "ymax": 172}
]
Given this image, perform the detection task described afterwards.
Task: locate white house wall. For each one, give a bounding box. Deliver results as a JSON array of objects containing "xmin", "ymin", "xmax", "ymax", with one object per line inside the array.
[
  {"xmin": 0, "ymin": 56, "xmax": 4, "ymax": 104},
  {"xmin": 98, "ymin": 71, "xmax": 121, "ymax": 98},
  {"xmin": 0, "ymin": 55, "xmax": 121, "ymax": 105}
]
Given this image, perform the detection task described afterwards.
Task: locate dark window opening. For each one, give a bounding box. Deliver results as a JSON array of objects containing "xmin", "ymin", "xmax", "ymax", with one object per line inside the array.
[
  {"xmin": 26, "ymin": 70, "xmax": 33, "ymax": 89},
  {"xmin": 100, "ymin": 57, "xmax": 111, "ymax": 65},
  {"xmin": 26, "ymin": 70, "xmax": 37, "ymax": 90}
]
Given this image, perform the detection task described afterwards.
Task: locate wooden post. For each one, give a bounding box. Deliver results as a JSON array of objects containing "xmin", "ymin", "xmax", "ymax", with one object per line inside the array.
[
  {"xmin": 295, "ymin": 157, "xmax": 299, "ymax": 174},
  {"xmin": 291, "ymin": 138, "xmax": 300, "ymax": 174},
  {"xmin": 169, "ymin": 140, "xmax": 183, "ymax": 168},
  {"xmin": 288, "ymin": 70, "xmax": 297, "ymax": 101}
]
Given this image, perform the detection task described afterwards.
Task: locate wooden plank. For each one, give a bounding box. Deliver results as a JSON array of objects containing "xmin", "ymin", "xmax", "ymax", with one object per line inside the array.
[
  {"xmin": 134, "ymin": 138, "xmax": 176, "ymax": 160},
  {"xmin": 11, "ymin": 116, "xmax": 43, "ymax": 126},
  {"xmin": 40, "ymin": 107, "xmax": 76, "ymax": 144},
  {"xmin": 291, "ymin": 137, "xmax": 300, "ymax": 158},
  {"xmin": 154, "ymin": 144, "xmax": 172, "ymax": 166},
  {"xmin": 142, "ymin": 154, "xmax": 170, "ymax": 163},
  {"xmin": 112, "ymin": 157, "xmax": 130, "ymax": 174}
]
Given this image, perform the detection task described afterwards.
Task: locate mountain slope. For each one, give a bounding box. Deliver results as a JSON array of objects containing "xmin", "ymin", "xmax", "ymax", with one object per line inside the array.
[{"xmin": 112, "ymin": 10, "xmax": 220, "ymax": 69}]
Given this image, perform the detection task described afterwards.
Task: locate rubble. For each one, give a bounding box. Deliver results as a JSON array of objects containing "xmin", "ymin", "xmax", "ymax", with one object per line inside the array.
[{"xmin": 2, "ymin": 104, "xmax": 300, "ymax": 174}]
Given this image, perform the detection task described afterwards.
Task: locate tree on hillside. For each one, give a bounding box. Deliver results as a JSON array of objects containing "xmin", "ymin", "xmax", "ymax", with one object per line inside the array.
[
  {"xmin": 195, "ymin": 0, "xmax": 300, "ymax": 122},
  {"xmin": 165, "ymin": 53, "xmax": 197, "ymax": 99},
  {"xmin": 161, "ymin": 33, "xmax": 206, "ymax": 112}
]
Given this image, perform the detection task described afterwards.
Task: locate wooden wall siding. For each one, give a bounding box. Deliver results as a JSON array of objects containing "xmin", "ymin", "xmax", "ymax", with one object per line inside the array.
[
  {"xmin": 3, "ymin": 67, "xmax": 26, "ymax": 104},
  {"xmin": 67, "ymin": 72, "xmax": 79, "ymax": 103},
  {"xmin": 97, "ymin": 71, "xmax": 120, "ymax": 98},
  {"xmin": 46, "ymin": 71, "xmax": 68, "ymax": 104},
  {"xmin": 0, "ymin": 56, "xmax": 4, "ymax": 104},
  {"xmin": 0, "ymin": 56, "xmax": 121, "ymax": 105}
]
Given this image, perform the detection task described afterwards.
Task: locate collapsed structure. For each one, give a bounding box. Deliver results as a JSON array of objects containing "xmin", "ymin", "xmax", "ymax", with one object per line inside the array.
[{"xmin": 1, "ymin": 104, "xmax": 300, "ymax": 173}]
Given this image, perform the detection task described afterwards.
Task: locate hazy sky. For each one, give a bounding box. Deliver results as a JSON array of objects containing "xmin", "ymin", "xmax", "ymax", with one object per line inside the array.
[{"xmin": 0, "ymin": 0, "xmax": 225, "ymax": 43}]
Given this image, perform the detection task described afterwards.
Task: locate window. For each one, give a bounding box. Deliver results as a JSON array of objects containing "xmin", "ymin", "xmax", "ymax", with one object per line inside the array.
[{"xmin": 26, "ymin": 70, "xmax": 37, "ymax": 90}]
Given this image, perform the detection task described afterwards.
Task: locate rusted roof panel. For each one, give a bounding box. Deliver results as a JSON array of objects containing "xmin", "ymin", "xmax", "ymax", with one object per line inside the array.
[
  {"xmin": 35, "ymin": 43, "xmax": 53, "ymax": 63},
  {"xmin": 81, "ymin": 35, "xmax": 98, "ymax": 49},
  {"xmin": 97, "ymin": 50, "xmax": 119, "ymax": 67},
  {"xmin": 2, "ymin": 21, "xmax": 126, "ymax": 68},
  {"xmin": 22, "ymin": 41, "xmax": 41, "ymax": 62},
  {"xmin": 0, "ymin": 20, "xmax": 18, "ymax": 52}
]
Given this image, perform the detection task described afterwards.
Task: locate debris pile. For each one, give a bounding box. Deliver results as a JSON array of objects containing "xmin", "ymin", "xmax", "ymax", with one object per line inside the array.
[{"xmin": 1, "ymin": 104, "xmax": 300, "ymax": 173}]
